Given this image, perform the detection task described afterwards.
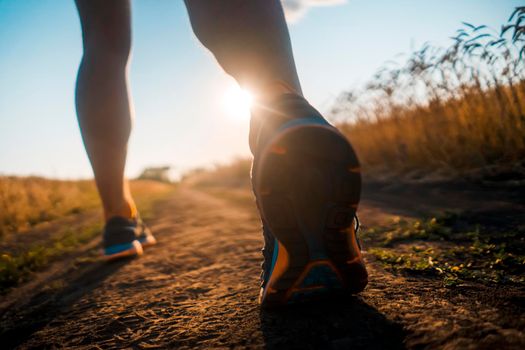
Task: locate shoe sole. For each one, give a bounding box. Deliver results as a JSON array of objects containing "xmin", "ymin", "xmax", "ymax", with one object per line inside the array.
[
  {"xmin": 140, "ymin": 234, "xmax": 157, "ymax": 248},
  {"xmin": 103, "ymin": 240, "xmax": 143, "ymax": 261},
  {"xmin": 254, "ymin": 123, "xmax": 368, "ymax": 306}
]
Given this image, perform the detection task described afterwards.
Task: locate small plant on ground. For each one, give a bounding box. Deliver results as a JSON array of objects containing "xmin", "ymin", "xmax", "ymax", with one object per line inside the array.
[{"xmin": 364, "ymin": 212, "xmax": 525, "ymax": 287}]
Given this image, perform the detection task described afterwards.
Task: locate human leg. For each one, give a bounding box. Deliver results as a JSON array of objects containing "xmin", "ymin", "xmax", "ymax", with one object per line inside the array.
[
  {"xmin": 75, "ymin": 0, "xmax": 156, "ymax": 259},
  {"xmin": 75, "ymin": 0, "xmax": 136, "ymax": 222}
]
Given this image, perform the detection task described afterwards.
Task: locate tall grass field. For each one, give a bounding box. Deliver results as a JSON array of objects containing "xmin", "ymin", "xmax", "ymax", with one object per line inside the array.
[
  {"xmin": 332, "ymin": 7, "xmax": 525, "ymax": 179},
  {"xmin": 0, "ymin": 177, "xmax": 173, "ymax": 237},
  {"xmin": 0, "ymin": 177, "xmax": 174, "ymax": 292},
  {"xmin": 184, "ymin": 8, "xmax": 525, "ymax": 186}
]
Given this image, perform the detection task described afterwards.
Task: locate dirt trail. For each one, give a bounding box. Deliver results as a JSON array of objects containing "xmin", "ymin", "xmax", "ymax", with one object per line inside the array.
[{"xmin": 0, "ymin": 186, "xmax": 523, "ymax": 349}]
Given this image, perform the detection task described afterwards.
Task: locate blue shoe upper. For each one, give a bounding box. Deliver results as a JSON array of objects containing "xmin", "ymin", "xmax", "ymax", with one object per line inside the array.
[{"xmin": 103, "ymin": 216, "xmax": 145, "ymax": 256}]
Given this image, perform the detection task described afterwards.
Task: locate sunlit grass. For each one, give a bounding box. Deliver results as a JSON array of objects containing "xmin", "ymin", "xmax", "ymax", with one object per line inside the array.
[
  {"xmin": 0, "ymin": 177, "xmax": 174, "ymax": 237},
  {"xmin": 0, "ymin": 177, "xmax": 100, "ymax": 236},
  {"xmin": 333, "ymin": 7, "xmax": 525, "ymax": 178},
  {"xmin": 0, "ymin": 177, "xmax": 175, "ymax": 293}
]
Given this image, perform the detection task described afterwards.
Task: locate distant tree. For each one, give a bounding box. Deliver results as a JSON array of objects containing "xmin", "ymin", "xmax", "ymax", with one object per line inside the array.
[{"xmin": 137, "ymin": 166, "xmax": 171, "ymax": 183}]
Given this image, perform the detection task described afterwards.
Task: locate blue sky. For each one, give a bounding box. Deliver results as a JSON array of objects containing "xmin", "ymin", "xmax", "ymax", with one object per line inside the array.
[{"xmin": 0, "ymin": 0, "xmax": 521, "ymax": 179}]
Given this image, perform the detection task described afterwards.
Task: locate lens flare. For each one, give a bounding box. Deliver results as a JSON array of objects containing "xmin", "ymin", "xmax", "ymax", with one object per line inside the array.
[{"xmin": 223, "ymin": 84, "xmax": 253, "ymax": 121}]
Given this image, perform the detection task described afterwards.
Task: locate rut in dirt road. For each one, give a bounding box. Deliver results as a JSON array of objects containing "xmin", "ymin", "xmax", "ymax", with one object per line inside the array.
[{"xmin": 1, "ymin": 186, "xmax": 523, "ymax": 349}]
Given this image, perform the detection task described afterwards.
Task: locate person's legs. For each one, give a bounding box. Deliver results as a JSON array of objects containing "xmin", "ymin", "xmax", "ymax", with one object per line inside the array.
[{"xmin": 75, "ymin": 0, "xmax": 136, "ymax": 221}]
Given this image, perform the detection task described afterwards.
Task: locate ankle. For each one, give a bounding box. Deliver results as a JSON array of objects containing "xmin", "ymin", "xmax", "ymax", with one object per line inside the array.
[
  {"xmin": 104, "ymin": 199, "xmax": 137, "ymax": 222},
  {"xmin": 257, "ymin": 80, "xmax": 301, "ymax": 103}
]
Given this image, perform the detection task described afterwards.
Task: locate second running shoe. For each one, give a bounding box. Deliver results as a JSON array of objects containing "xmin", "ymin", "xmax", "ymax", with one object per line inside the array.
[{"xmin": 103, "ymin": 216, "xmax": 156, "ymax": 260}]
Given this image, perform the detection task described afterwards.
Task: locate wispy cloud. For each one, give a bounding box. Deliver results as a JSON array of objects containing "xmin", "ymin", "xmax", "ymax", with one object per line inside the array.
[{"xmin": 282, "ymin": 0, "xmax": 347, "ymax": 23}]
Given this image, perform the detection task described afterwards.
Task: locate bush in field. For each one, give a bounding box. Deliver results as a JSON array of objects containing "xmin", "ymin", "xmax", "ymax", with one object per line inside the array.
[
  {"xmin": 182, "ymin": 159, "xmax": 252, "ymax": 188},
  {"xmin": 138, "ymin": 166, "xmax": 172, "ymax": 183},
  {"xmin": 333, "ymin": 7, "xmax": 525, "ymax": 177}
]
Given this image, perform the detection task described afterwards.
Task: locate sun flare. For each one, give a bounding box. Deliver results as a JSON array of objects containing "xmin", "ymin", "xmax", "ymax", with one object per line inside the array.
[{"xmin": 223, "ymin": 84, "xmax": 254, "ymax": 121}]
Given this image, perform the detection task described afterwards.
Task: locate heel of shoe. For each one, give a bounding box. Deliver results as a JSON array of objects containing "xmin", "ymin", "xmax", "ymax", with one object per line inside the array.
[{"xmin": 257, "ymin": 123, "xmax": 367, "ymax": 306}]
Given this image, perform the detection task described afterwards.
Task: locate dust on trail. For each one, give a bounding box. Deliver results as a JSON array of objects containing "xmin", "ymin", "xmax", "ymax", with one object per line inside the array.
[{"xmin": 0, "ymin": 186, "xmax": 523, "ymax": 349}]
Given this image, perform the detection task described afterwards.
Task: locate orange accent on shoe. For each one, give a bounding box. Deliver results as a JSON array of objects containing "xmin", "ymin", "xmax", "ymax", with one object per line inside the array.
[
  {"xmin": 270, "ymin": 145, "xmax": 287, "ymax": 155},
  {"xmin": 285, "ymin": 260, "xmax": 344, "ymax": 300},
  {"xmin": 264, "ymin": 241, "xmax": 290, "ymax": 298}
]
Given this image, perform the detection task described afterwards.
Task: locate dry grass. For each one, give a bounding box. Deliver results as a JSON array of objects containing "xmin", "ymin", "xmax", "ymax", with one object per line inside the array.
[
  {"xmin": 0, "ymin": 177, "xmax": 174, "ymax": 292},
  {"xmin": 0, "ymin": 177, "xmax": 174, "ymax": 237},
  {"xmin": 181, "ymin": 11, "xmax": 525, "ymax": 185},
  {"xmin": 0, "ymin": 177, "xmax": 99, "ymax": 236},
  {"xmin": 332, "ymin": 7, "xmax": 525, "ymax": 179}
]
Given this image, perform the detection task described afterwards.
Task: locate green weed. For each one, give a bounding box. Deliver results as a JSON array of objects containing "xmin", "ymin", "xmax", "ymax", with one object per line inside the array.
[{"xmin": 367, "ymin": 212, "xmax": 525, "ymax": 287}]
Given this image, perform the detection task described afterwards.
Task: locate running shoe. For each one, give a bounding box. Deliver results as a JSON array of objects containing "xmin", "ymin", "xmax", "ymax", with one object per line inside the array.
[
  {"xmin": 252, "ymin": 93, "xmax": 368, "ymax": 307},
  {"xmin": 103, "ymin": 216, "xmax": 156, "ymax": 260}
]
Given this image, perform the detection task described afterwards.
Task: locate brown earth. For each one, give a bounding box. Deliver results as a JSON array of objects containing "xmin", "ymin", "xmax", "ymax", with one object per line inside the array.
[{"xmin": 0, "ymin": 183, "xmax": 523, "ymax": 349}]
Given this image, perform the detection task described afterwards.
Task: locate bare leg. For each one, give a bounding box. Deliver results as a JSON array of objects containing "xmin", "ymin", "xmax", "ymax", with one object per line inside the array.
[
  {"xmin": 75, "ymin": 0, "xmax": 136, "ymax": 221},
  {"xmin": 184, "ymin": 0, "xmax": 302, "ymax": 99}
]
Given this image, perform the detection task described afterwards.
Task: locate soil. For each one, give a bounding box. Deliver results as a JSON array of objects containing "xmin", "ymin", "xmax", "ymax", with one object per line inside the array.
[{"xmin": 0, "ymin": 183, "xmax": 523, "ymax": 349}]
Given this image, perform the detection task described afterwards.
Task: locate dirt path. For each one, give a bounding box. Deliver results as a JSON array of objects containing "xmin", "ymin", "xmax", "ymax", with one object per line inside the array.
[{"xmin": 0, "ymin": 186, "xmax": 523, "ymax": 349}]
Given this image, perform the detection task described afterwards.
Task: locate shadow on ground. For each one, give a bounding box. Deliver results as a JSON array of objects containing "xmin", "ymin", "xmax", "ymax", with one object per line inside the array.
[
  {"xmin": 362, "ymin": 179, "xmax": 525, "ymax": 218},
  {"xmin": 0, "ymin": 257, "xmax": 133, "ymax": 349},
  {"xmin": 260, "ymin": 296, "xmax": 406, "ymax": 349}
]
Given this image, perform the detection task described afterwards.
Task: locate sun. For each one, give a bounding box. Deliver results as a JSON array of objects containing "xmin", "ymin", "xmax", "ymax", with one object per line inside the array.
[{"xmin": 223, "ymin": 84, "xmax": 254, "ymax": 121}]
